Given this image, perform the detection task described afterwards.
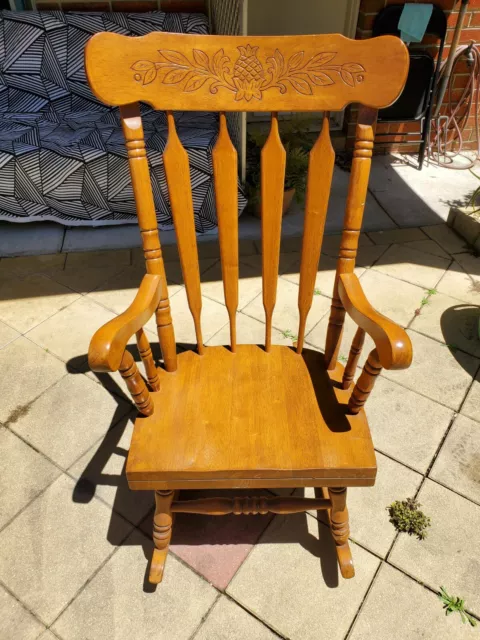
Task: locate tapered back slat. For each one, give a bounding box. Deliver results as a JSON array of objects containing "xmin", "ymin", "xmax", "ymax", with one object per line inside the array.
[
  {"xmin": 296, "ymin": 114, "xmax": 335, "ymax": 353},
  {"xmin": 164, "ymin": 111, "xmax": 204, "ymax": 354},
  {"xmin": 86, "ymin": 33, "xmax": 409, "ymax": 359},
  {"xmin": 261, "ymin": 113, "xmax": 286, "ymax": 352},
  {"xmin": 212, "ymin": 112, "xmax": 239, "ymax": 352}
]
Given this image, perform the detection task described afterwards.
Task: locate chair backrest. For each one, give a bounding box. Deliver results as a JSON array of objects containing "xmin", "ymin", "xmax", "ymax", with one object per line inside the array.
[{"xmin": 85, "ymin": 32, "xmax": 408, "ymax": 371}]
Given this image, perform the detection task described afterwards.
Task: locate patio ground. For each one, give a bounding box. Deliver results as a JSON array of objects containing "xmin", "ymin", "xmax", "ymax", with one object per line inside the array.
[{"xmin": 1, "ymin": 216, "xmax": 480, "ymax": 639}]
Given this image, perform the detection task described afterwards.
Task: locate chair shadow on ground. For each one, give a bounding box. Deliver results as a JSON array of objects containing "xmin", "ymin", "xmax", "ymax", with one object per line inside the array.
[
  {"xmin": 66, "ymin": 343, "xmax": 344, "ymax": 592},
  {"xmin": 440, "ymin": 303, "xmax": 480, "ymax": 368}
]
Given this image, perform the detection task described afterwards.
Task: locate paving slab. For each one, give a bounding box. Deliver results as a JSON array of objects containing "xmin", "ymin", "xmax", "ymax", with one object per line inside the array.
[
  {"xmin": 26, "ymin": 297, "xmax": 117, "ymax": 365},
  {"xmin": 47, "ymin": 262, "xmax": 128, "ymax": 295},
  {"xmin": 169, "ymin": 289, "xmax": 229, "ymax": 346},
  {"xmin": 372, "ymin": 244, "xmax": 450, "ymax": 289},
  {"xmin": 402, "ymin": 239, "xmax": 451, "ymax": 258},
  {"xmin": 349, "ymin": 563, "xmax": 477, "ymax": 640},
  {"xmin": 422, "ymin": 224, "xmax": 469, "ymax": 254},
  {"xmin": 206, "ymin": 311, "xmax": 292, "ymax": 347},
  {"xmin": 227, "ymin": 513, "xmax": 379, "ymax": 640},
  {"xmin": 430, "ymin": 414, "xmax": 480, "ymax": 505},
  {"xmin": 0, "ymin": 428, "xmax": 60, "ymax": 530},
  {"xmin": 366, "ymin": 376, "xmax": 453, "ymax": 473},
  {"xmin": 0, "ymin": 337, "xmax": 66, "ymax": 424},
  {"xmin": 0, "ymin": 474, "xmax": 133, "ymax": 625},
  {"xmin": 200, "ymin": 257, "xmax": 263, "ymax": 310},
  {"xmin": 195, "ymin": 596, "xmax": 278, "ymax": 640},
  {"xmin": 0, "ymin": 253, "xmax": 65, "ymax": 277},
  {"xmin": 410, "ymin": 291, "xmax": 480, "ymax": 357},
  {"xmin": 52, "ymin": 529, "xmax": 217, "ymax": 640},
  {"xmin": 0, "ymin": 319, "xmax": 19, "ymax": 348},
  {"xmin": 0, "ymin": 584, "xmax": 45, "ymax": 640},
  {"xmin": 11, "ymin": 373, "xmax": 131, "ymax": 469},
  {"xmin": 437, "ymin": 254, "xmax": 480, "ymax": 305},
  {"xmin": 384, "ymin": 330, "xmax": 479, "ymax": 410},
  {"xmin": 368, "ymin": 228, "xmax": 426, "ymax": 245},
  {"xmin": 389, "ymin": 479, "xmax": 480, "ymax": 615},
  {"xmin": 63, "ymin": 225, "xmax": 141, "ymax": 253},
  {"xmin": 0, "ymin": 221, "xmax": 64, "ymax": 257},
  {"xmin": 461, "ymin": 369, "xmax": 480, "ymax": 422},
  {"xmin": 0, "ymin": 273, "xmax": 80, "ymax": 334}
]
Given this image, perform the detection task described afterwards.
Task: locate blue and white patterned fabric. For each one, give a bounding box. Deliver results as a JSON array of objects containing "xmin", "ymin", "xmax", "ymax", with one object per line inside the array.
[{"xmin": 0, "ymin": 10, "xmax": 247, "ymax": 230}]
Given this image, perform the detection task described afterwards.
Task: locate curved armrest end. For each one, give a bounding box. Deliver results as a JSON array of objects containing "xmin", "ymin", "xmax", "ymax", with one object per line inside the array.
[
  {"xmin": 339, "ymin": 273, "xmax": 412, "ymax": 370},
  {"xmin": 88, "ymin": 273, "xmax": 162, "ymax": 372}
]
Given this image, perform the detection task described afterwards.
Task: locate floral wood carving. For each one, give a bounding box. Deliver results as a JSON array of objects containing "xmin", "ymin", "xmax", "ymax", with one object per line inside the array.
[{"xmin": 132, "ymin": 46, "xmax": 366, "ymax": 101}]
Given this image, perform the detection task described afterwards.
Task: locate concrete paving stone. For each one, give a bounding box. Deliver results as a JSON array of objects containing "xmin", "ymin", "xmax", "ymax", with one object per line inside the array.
[
  {"xmin": 195, "ymin": 596, "xmax": 278, "ymax": 640},
  {"xmin": 430, "ymin": 414, "xmax": 480, "ymax": 505},
  {"xmin": 0, "ymin": 319, "xmax": 19, "ymax": 348},
  {"xmin": 0, "ymin": 253, "xmax": 65, "ymax": 277},
  {"xmin": 65, "ymin": 249, "xmax": 131, "ymax": 270},
  {"xmin": 206, "ymin": 311, "xmax": 292, "ymax": 347},
  {"xmin": 0, "ymin": 428, "xmax": 60, "ymax": 530},
  {"xmin": 410, "ymin": 291, "xmax": 480, "ymax": 357},
  {"xmin": 422, "ymin": 224, "xmax": 469, "ymax": 254},
  {"xmin": 402, "ymin": 239, "xmax": 451, "ymax": 259},
  {"xmin": 26, "ymin": 297, "xmax": 116, "ymax": 365},
  {"xmin": 368, "ymin": 228, "xmax": 427, "ymax": 245},
  {"xmin": 169, "ymin": 289, "xmax": 229, "ymax": 346},
  {"xmin": 195, "ymin": 238, "xmax": 257, "ymax": 259},
  {"xmin": 200, "ymin": 258, "xmax": 263, "ymax": 310},
  {"xmin": 349, "ymin": 563, "xmax": 477, "ymax": 640},
  {"xmin": 366, "ymin": 376, "xmax": 454, "ymax": 473},
  {"xmin": 358, "ymin": 269, "xmax": 425, "ymax": 327},
  {"xmin": 373, "ymin": 244, "xmax": 451, "ymax": 289},
  {"xmin": 242, "ymin": 277, "xmax": 331, "ymax": 337},
  {"xmin": 62, "ymin": 225, "xmax": 141, "ymax": 253},
  {"xmin": 0, "ymin": 474, "xmax": 133, "ymax": 625},
  {"xmin": 281, "ymin": 253, "xmax": 365, "ymax": 299},
  {"xmin": 307, "ymin": 452, "xmax": 422, "ymax": 557},
  {"xmin": 0, "ymin": 584, "xmax": 45, "ymax": 640},
  {"xmin": 47, "ymin": 262, "xmax": 128, "ymax": 295},
  {"xmin": 68, "ymin": 414, "xmax": 154, "ymax": 526},
  {"xmin": 0, "ymin": 273, "xmax": 80, "ymax": 333},
  {"xmin": 384, "ymin": 330, "xmax": 479, "ymax": 410},
  {"xmin": 52, "ymin": 529, "xmax": 217, "ymax": 640},
  {"xmin": 227, "ymin": 513, "xmax": 379, "ymax": 640},
  {"xmin": 461, "ymin": 369, "xmax": 480, "ymax": 422},
  {"xmin": 0, "ymin": 337, "xmax": 66, "ymax": 424},
  {"xmin": 37, "ymin": 632, "xmax": 59, "ymax": 640},
  {"xmin": 389, "ymin": 479, "xmax": 480, "ymax": 615},
  {"xmin": 11, "ymin": 373, "xmax": 131, "ymax": 469},
  {"xmin": 436, "ymin": 253, "xmax": 480, "ymax": 305},
  {"xmin": 0, "ymin": 221, "xmax": 64, "ymax": 257}
]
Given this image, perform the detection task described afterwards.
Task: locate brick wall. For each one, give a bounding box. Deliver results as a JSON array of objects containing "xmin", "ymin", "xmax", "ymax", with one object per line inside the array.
[
  {"xmin": 349, "ymin": 0, "xmax": 479, "ymax": 154},
  {"xmin": 34, "ymin": 0, "xmax": 206, "ymax": 13}
]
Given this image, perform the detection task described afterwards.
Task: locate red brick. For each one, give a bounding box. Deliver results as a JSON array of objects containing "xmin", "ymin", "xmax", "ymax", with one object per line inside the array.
[
  {"xmin": 36, "ymin": 1, "xmax": 60, "ymax": 7},
  {"xmin": 457, "ymin": 28, "xmax": 480, "ymax": 43},
  {"xmin": 360, "ymin": 0, "xmax": 386, "ymax": 12},
  {"xmin": 357, "ymin": 12, "xmax": 378, "ymax": 30},
  {"xmin": 61, "ymin": 1, "xmax": 109, "ymax": 9},
  {"xmin": 393, "ymin": 121, "xmax": 421, "ymax": 134},
  {"xmin": 453, "ymin": 74, "xmax": 470, "ymax": 89},
  {"xmin": 160, "ymin": 0, "xmax": 206, "ymax": 11},
  {"xmin": 469, "ymin": 11, "xmax": 480, "ymax": 27},
  {"xmin": 112, "ymin": 0, "xmax": 158, "ymax": 10}
]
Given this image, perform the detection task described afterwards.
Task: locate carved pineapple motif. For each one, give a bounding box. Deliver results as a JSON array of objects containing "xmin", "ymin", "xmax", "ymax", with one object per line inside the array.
[{"xmin": 232, "ymin": 45, "xmax": 265, "ymax": 101}]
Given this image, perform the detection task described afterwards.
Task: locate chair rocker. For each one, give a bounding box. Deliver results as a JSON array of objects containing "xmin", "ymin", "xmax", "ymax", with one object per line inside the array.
[{"xmin": 86, "ymin": 31, "xmax": 412, "ymax": 584}]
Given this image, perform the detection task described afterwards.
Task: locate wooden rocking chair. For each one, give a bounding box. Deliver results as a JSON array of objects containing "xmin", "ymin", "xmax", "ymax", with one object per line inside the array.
[{"xmin": 86, "ymin": 31, "xmax": 411, "ymax": 584}]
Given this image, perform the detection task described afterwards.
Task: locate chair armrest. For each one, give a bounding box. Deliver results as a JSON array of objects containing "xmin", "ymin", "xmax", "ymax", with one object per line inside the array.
[
  {"xmin": 338, "ymin": 273, "xmax": 412, "ymax": 370},
  {"xmin": 88, "ymin": 273, "xmax": 162, "ymax": 373}
]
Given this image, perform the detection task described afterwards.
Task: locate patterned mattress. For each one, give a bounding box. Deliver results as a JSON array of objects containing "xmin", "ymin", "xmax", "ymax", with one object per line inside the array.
[{"xmin": 0, "ymin": 10, "xmax": 247, "ymax": 230}]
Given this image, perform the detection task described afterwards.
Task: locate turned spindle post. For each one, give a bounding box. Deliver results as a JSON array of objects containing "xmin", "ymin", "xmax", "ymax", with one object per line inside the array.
[
  {"xmin": 342, "ymin": 327, "xmax": 366, "ymax": 390},
  {"xmin": 119, "ymin": 349, "xmax": 154, "ymax": 416},
  {"xmin": 150, "ymin": 489, "xmax": 174, "ymax": 584},
  {"xmin": 348, "ymin": 348, "xmax": 382, "ymax": 414},
  {"xmin": 136, "ymin": 328, "xmax": 160, "ymax": 391}
]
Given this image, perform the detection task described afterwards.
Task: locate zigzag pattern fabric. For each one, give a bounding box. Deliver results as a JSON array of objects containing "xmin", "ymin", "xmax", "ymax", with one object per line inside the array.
[{"xmin": 0, "ymin": 10, "xmax": 247, "ymax": 230}]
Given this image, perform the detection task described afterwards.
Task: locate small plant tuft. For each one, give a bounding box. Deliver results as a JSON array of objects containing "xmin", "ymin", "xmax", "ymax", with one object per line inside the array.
[
  {"xmin": 281, "ymin": 329, "xmax": 298, "ymax": 341},
  {"xmin": 438, "ymin": 586, "xmax": 477, "ymax": 627},
  {"xmin": 313, "ymin": 288, "xmax": 322, "ymax": 296},
  {"xmin": 426, "ymin": 288, "xmax": 437, "ymax": 296},
  {"xmin": 338, "ymin": 354, "xmax": 348, "ymax": 363},
  {"xmin": 387, "ymin": 497, "xmax": 431, "ymax": 540}
]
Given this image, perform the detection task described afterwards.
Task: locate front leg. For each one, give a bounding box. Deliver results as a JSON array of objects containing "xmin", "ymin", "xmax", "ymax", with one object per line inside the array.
[
  {"xmin": 327, "ymin": 487, "xmax": 355, "ymax": 579},
  {"xmin": 150, "ymin": 490, "xmax": 174, "ymax": 584}
]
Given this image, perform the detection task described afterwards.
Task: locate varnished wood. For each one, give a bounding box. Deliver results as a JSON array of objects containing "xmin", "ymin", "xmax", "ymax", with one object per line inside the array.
[
  {"xmin": 342, "ymin": 327, "xmax": 365, "ymax": 390},
  {"xmin": 126, "ymin": 345, "xmax": 377, "ymax": 485},
  {"xmin": 212, "ymin": 112, "xmax": 239, "ymax": 352},
  {"xmin": 136, "ymin": 328, "xmax": 160, "ymax": 391},
  {"xmin": 120, "ymin": 104, "xmax": 177, "ymax": 372},
  {"xmin": 261, "ymin": 113, "xmax": 286, "ymax": 351},
  {"xmin": 119, "ymin": 350, "xmax": 154, "ymax": 416},
  {"xmin": 164, "ymin": 110, "xmax": 204, "ymax": 354},
  {"xmin": 349, "ymin": 348, "xmax": 382, "ymax": 415},
  {"xmin": 86, "ymin": 33, "xmax": 409, "ymax": 112},
  {"xmin": 170, "ymin": 496, "xmax": 331, "ymax": 515},
  {"xmin": 150, "ymin": 490, "xmax": 174, "ymax": 584},
  {"xmin": 297, "ymin": 114, "xmax": 334, "ymax": 353},
  {"xmin": 325, "ymin": 106, "xmax": 376, "ymax": 370},
  {"xmin": 86, "ymin": 32, "xmax": 412, "ymax": 586}
]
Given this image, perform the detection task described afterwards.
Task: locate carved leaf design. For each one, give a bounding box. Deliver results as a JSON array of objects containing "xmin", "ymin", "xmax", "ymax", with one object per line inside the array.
[
  {"xmin": 132, "ymin": 60, "xmax": 155, "ymax": 71},
  {"xmin": 308, "ymin": 52, "xmax": 336, "ymax": 68},
  {"xmin": 288, "ymin": 51, "xmax": 304, "ymax": 71},
  {"xmin": 342, "ymin": 62, "xmax": 365, "ymax": 73},
  {"xmin": 340, "ymin": 69, "xmax": 355, "ymax": 87},
  {"xmin": 184, "ymin": 74, "xmax": 209, "ymax": 92},
  {"xmin": 311, "ymin": 72, "xmax": 334, "ymax": 86},
  {"xmin": 143, "ymin": 67, "xmax": 158, "ymax": 85},
  {"xmin": 288, "ymin": 75, "xmax": 312, "ymax": 95},
  {"xmin": 163, "ymin": 68, "xmax": 191, "ymax": 84},
  {"xmin": 193, "ymin": 49, "xmax": 209, "ymax": 70},
  {"xmin": 158, "ymin": 50, "xmax": 190, "ymax": 66}
]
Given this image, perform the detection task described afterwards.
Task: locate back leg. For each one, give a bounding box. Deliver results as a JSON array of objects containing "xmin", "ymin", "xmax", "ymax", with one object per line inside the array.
[
  {"xmin": 323, "ymin": 487, "xmax": 355, "ymax": 579},
  {"xmin": 150, "ymin": 490, "xmax": 174, "ymax": 584}
]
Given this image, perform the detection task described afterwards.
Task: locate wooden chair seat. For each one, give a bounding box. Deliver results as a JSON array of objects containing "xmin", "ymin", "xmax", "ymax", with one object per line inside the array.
[{"xmin": 127, "ymin": 345, "xmax": 376, "ymax": 490}]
